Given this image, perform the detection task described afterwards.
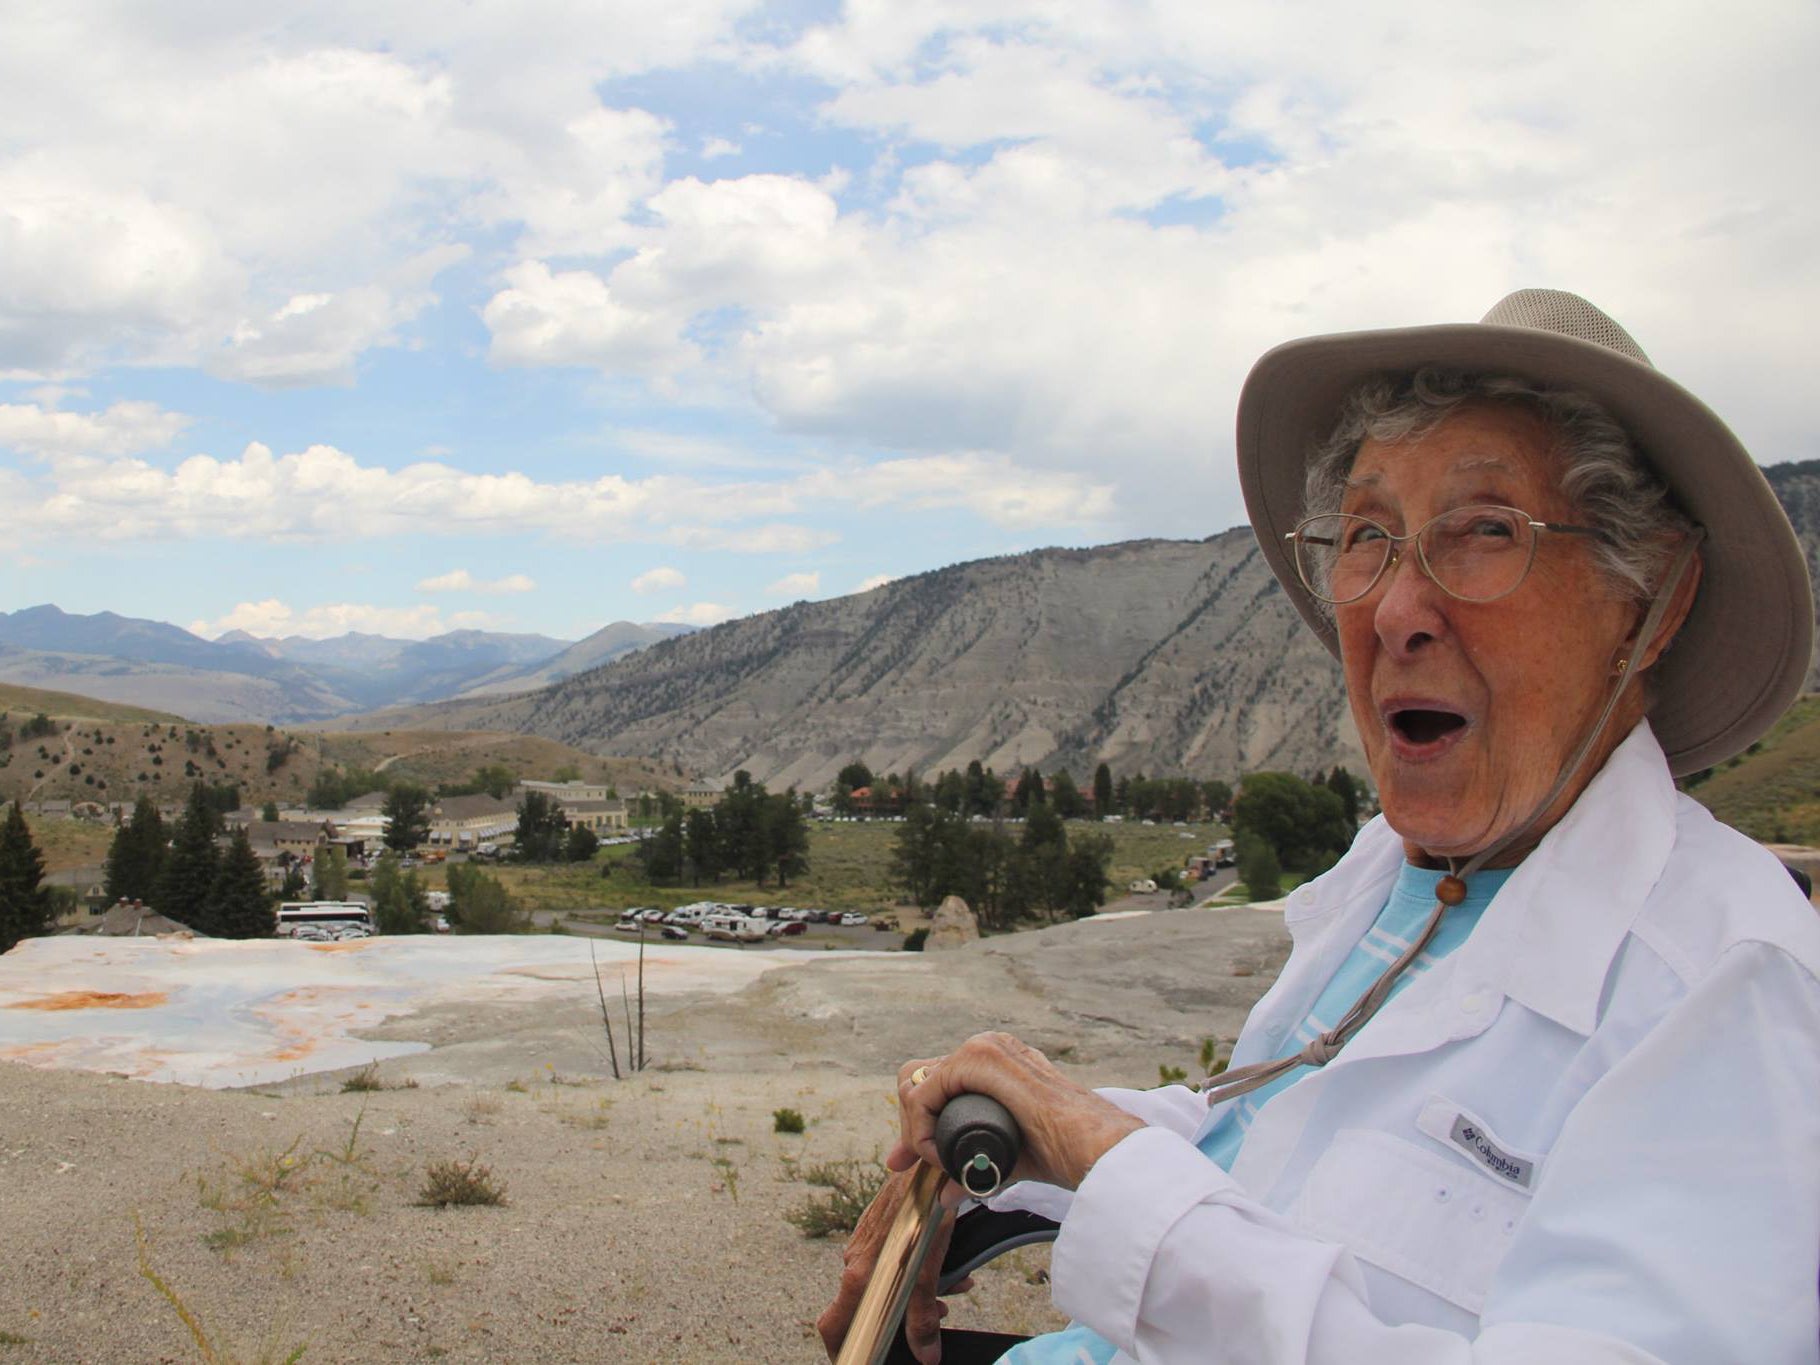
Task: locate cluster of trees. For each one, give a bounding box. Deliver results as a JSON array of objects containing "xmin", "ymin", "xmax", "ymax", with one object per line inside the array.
[
  {"xmin": 1229, "ymin": 767, "xmax": 1362, "ymax": 899},
  {"xmin": 513, "ymin": 791, "xmax": 598, "ymax": 863},
  {"xmin": 889, "ymin": 801, "xmax": 1115, "ymax": 929},
  {"xmin": 636, "ymin": 773, "xmax": 809, "ymax": 887},
  {"xmin": 0, "ymin": 803, "xmax": 55, "ymax": 952},
  {"xmin": 831, "ymin": 758, "xmax": 1238, "ymax": 825},
  {"xmin": 103, "ymin": 786, "xmax": 275, "ymax": 937},
  {"xmin": 444, "ymin": 861, "xmax": 530, "ymax": 933}
]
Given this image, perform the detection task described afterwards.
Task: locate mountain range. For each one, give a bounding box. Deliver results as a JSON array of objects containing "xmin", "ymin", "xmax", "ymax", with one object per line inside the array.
[
  {"xmin": 0, "ymin": 609, "xmax": 688, "ymax": 723},
  {"xmin": 10, "ymin": 460, "xmax": 1816, "ymax": 787},
  {"xmin": 343, "ymin": 460, "xmax": 1820, "ymax": 789}
]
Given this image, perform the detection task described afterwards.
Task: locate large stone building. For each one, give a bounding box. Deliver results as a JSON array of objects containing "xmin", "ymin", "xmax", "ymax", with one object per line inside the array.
[{"xmin": 427, "ymin": 794, "xmax": 517, "ymax": 849}]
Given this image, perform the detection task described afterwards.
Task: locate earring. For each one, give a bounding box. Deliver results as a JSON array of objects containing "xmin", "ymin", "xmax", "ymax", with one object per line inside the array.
[{"xmin": 1612, "ymin": 657, "xmax": 1630, "ymax": 677}]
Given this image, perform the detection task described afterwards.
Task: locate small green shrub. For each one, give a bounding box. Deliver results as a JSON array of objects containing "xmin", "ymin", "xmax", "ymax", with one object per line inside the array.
[
  {"xmin": 784, "ymin": 1158, "xmax": 888, "ymax": 1238},
  {"xmin": 772, "ymin": 1107, "xmax": 806, "ymax": 1134},
  {"xmin": 1158, "ymin": 1063, "xmax": 1187, "ymax": 1085},
  {"xmin": 416, "ymin": 1157, "xmax": 507, "ymax": 1208}
]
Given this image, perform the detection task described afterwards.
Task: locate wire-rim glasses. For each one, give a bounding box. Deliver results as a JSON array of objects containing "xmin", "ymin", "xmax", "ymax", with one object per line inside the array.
[{"xmin": 1286, "ymin": 504, "xmax": 1607, "ymax": 605}]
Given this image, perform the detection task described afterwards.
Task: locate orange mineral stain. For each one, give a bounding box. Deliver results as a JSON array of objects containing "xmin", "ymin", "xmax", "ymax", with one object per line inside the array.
[{"xmin": 8, "ymin": 990, "xmax": 169, "ymax": 1011}]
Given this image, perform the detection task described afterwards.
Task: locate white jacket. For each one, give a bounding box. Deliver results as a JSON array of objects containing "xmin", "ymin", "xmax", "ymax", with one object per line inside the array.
[{"xmin": 1000, "ymin": 724, "xmax": 1820, "ymax": 1363}]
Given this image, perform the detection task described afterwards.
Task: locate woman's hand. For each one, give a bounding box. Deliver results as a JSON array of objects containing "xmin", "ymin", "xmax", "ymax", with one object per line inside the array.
[
  {"xmin": 818, "ymin": 1057, "xmax": 965, "ymax": 1364},
  {"xmin": 889, "ymin": 1033, "xmax": 1146, "ymax": 1193}
]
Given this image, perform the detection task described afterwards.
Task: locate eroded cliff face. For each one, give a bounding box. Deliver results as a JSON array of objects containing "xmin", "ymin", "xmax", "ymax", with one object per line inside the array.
[{"xmin": 363, "ymin": 529, "xmax": 1362, "ymax": 786}]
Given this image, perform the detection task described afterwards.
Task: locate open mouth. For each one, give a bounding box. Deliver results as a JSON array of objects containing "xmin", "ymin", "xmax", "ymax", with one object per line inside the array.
[{"xmin": 1389, "ymin": 708, "xmax": 1468, "ymax": 745}]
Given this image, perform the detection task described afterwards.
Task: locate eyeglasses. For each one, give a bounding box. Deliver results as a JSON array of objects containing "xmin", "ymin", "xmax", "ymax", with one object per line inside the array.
[{"xmin": 1286, "ymin": 504, "xmax": 1607, "ymax": 605}]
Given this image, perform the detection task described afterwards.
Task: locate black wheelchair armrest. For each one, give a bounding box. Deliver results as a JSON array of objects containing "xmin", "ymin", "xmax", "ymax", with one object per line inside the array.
[{"xmin": 938, "ymin": 1205, "xmax": 1062, "ymax": 1294}]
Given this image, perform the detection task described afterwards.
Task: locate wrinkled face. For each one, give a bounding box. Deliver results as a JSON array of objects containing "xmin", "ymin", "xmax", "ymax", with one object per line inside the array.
[{"xmin": 1335, "ymin": 402, "xmax": 1642, "ymax": 862}]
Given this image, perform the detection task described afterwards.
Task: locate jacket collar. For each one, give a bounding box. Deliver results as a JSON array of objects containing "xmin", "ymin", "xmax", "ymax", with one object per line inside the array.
[
  {"xmin": 1281, "ymin": 721, "xmax": 1677, "ymax": 1039},
  {"xmin": 1453, "ymin": 721, "xmax": 1676, "ymax": 1035}
]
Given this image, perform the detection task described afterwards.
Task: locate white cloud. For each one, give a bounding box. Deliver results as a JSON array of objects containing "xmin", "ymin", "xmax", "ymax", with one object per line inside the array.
[
  {"xmin": 700, "ymin": 135, "xmax": 741, "ymax": 159},
  {"xmin": 765, "ymin": 571, "xmax": 819, "ymax": 598},
  {"xmin": 857, "ymin": 573, "xmax": 895, "ymax": 592},
  {"xmin": 631, "ymin": 566, "xmax": 686, "ymax": 593},
  {"xmin": 0, "ymin": 439, "xmax": 822, "ymax": 548},
  {"xmin": 483, "ymin": 260, "xmax": 696, "ymax": 373},
  {"xmin": 799, "ymin": 453, "xmax": 1115, "ymax": 530},
  {"xmin": 190, "ymin": 599, "xmax": 490, "ymax": 641},
  {"xmin": 416, "ymin": 569, "xmax": 537, "ymax": 595},
  {"xmin": 653, "ymin": 601, "xmax": 735, "ymax": 626},
  {"xmin": 0, "ymin": 400, "xmax": 189, "ymax": 459}
]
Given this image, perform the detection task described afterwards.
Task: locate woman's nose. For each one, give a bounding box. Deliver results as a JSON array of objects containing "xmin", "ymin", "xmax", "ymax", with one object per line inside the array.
[{"xmin": 1371, "ymin": 545, "xmax": 1450, "ymax": 657}]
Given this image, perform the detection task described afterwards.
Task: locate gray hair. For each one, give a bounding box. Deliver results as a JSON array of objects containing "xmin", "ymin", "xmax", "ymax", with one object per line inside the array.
[{"xmin": 1303, "ymin": 369, "xmax": 1695, "ymax": 605}]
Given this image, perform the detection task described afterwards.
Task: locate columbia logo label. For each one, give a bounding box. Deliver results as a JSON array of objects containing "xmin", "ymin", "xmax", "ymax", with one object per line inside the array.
[{"xmin": 1449, "ymin": 1114, "xmax": 1534, "ymax": 1190}]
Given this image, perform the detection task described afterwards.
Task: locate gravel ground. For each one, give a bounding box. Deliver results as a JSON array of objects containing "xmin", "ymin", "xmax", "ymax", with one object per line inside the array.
[{"xmin": 0, "ymin": 906, "xmax": 1290, "ymax": 1364}]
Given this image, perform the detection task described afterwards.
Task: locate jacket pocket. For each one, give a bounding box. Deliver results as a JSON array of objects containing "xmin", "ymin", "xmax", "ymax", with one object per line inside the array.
[{"xmin": 1291, "ymin": 1127, "xmax": 1530, "ymax": 1315}]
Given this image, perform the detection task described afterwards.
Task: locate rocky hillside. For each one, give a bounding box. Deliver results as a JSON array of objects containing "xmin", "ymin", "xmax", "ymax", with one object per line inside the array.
[
  {"xmin": 347, "ymin": 530, "xmax": 1362, "ymax": 787},
  {"xmin": 350, "ymin": 459, "xmax": 1820, "ymax": 792}
]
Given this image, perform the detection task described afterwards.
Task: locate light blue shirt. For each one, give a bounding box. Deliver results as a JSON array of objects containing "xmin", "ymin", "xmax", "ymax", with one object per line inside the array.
[{"xmin": 1008, "ymin": 864, "xmax": 1513, "ymax": 1363}]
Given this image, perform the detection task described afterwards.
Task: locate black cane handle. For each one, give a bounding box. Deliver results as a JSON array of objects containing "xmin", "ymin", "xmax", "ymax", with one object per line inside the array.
[{"xmin": 934, "ymin": 1093, "xmax": 1022, "ymax": 1199}]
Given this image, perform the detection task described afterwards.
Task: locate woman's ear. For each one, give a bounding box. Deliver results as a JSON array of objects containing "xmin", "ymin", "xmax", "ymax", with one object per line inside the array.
[{"xmin": 1632, "ymin": 540, "xmax": 1703, "ymax": 672}]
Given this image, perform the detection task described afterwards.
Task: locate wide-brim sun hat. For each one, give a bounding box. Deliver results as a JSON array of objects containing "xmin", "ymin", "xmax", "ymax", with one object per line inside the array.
[{"xmin": 1236, "ymin": 287, "xmax": 1814, "ymax": 778}]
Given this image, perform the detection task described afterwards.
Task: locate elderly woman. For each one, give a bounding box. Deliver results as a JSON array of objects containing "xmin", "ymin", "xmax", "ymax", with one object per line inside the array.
[{"xmin": 820, "ymin": 290, "xmax": 1820, "ymax": 1364}]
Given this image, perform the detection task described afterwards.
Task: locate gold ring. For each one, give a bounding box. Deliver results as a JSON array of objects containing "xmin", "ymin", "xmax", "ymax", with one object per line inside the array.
[{"xmin": 910, "ymin": 1065, "xmax": 931, "ymax": 1086}]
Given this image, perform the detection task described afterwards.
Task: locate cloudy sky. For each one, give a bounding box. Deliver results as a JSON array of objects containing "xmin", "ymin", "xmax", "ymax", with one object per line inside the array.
[{"xmin": 2, "ymin": 1, "xmax": 1815, "ymax": 644}]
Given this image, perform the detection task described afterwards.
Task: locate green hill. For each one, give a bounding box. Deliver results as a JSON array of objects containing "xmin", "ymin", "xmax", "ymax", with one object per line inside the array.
[
  {"xmin": 1686, "ymin": 694, "xmax": 1820, "ymax": 845},
  {"xmin": 0, "ymin": 681, "xmax": 186, "ymax": 725}
]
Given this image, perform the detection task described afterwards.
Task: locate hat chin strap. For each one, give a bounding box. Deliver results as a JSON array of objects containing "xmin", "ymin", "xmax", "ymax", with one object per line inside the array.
[{"xmin": 1200, "ymin": 530, "xmax": 1705, "ymax": 1099}]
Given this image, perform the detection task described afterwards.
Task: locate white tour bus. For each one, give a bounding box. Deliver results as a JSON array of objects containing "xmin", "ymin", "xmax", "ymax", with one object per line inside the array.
[{"xmin": 276, "ymin": 901, "xmax": 374, "ymax": 939}]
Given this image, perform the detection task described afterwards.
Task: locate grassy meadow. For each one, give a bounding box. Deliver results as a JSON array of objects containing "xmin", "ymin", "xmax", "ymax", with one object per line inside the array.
[
  {"xmin": 415, "ymin": 817, "xmax": 1231, "ymax": 918},
  {"xmin": 1689, "ymin": 693, "xmax": 1820, "ymax": 845}
]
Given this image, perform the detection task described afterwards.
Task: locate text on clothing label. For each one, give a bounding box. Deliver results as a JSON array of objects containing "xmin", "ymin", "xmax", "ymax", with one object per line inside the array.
[{"xmin": 1449, "ymin": 1114, "xmax": 1534, "ymax": 1190}]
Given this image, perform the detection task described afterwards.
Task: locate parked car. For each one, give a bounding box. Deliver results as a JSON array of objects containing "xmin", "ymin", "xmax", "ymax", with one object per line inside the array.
[
  {"xmin": 293, "ymin": 925, "xmax": 332, "ymax": 942},
  {"xmin": 838, "ymin": 912, "xmax": 869, "ymax": 927},
  {"xmin": 766, "ymin": 920, "xmax": 806, "ymax": 938},
  {"xmin": 660, "ymin": 924, "xmax": 689, "ymax": 941},
  {"xmin": 333, "ymin": 924, "xmax": 371, "ymax": 940},
  {"xmin": 434, "ymin": 915, "xmax": 450, "ymax": 934},
  {"xmin": 613, "ymin": 918, "xmax": 643, "ymax": 933}
]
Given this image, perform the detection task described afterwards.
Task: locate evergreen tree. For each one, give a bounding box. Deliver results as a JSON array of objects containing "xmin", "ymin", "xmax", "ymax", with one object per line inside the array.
[
  {"xmin": 261, "ymin": 800, "xmax": 280, "ymax": 822},
  {"xmin": 209, "ymin": 828, "xmax": 276, "ymax": 939},
  {"xmin": 157, "ymin": 784, "xmax": 223, "ymax": 931},
  {"xmin": 1049, "ymin": 769, "xmax": 1085, "ymax": 819},
  {"xmin": 1324, "ymin": 766, "xmax": 1362, "ymax": 827},
  {"xmin": 1011, "ymin": 767, "xmax": 1045, "ymax": 814},
  {"xmin": 1235, "ymin": 830, "xmax": 1282, "ymax": 900},
  {"xmin": 277, "ymin": 861, "xmax": 308, "ymax": 901},
  {"xmin": 684, "ymin": 808, "xmax": 718, "ymax": 884},
  {"xmin": 382, "ymin": 783, "xmax": 432, "ymax": 853},
  {"xmin": 1201, "ymin": 779, "xmax": 1233, "ymax": 822},
  {"xmin": 766, "ymin": 791, "xmax": 809, "ymax": 887},
  {"xmin": 371, "ymin": 853, "xmax": 431, "ymax": 934},
  {"xmin": 1093, "ymin": 763, "xmax": 1114, "ymax": 819},
  {"xmin": 513, "ymin": 790, "xmax": 568, "ymax": 862},
  {"xmin": 564, "ymin": 825, "xmax": 599, "ymax": 862},
  {"xmin": 104, "ymin": 796, "xmax": 166, "ymax": 904},
  {"xmin": 312, "ymin": 844, "xmax": 348, "ymax": 900},
  {"xmin": 637, "ymin": 811, "xmax": 685, "ymax": 883},
  {"xmin": 0, "ymin": 802, "xmax": 53, "ymax": 952}
]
